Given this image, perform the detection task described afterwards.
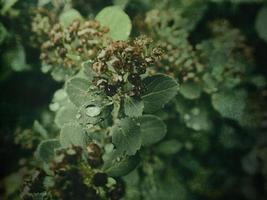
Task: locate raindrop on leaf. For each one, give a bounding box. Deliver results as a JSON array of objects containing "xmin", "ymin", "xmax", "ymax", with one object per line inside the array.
[{"xmin": 85, "ymin": 105, "xmax": 101, "ymax": 117}]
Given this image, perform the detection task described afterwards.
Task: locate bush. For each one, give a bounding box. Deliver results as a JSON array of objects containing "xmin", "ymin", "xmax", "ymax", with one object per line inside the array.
[{"xmin": 1, "ymin": 0, "xmax": 267, "ymax": 200}]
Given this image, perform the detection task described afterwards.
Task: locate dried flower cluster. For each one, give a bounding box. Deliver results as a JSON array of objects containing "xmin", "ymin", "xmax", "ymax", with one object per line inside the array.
[
  {"xmin": 157, "ymin": 41, "xmax": 203, "ymax": 82},
  {"xmin": 40, "ymin": 19, "xmax": 109, "ymax": 70},
  {"xmin": 21, "ymin": 145, "xmax": 125, "ymax": 200},
  {"xmin": 31, "ymin": 9, "xmax": 56, "ymax": 46},
  {"xmin": 92, "ymin": 37, "xmax": 162, "ymax": 97}
]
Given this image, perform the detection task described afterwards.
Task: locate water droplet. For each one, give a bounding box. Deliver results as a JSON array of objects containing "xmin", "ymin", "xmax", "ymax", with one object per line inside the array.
[{"xmin": 85, "ymin": 105, "xmax": 101, "ymax": 117}]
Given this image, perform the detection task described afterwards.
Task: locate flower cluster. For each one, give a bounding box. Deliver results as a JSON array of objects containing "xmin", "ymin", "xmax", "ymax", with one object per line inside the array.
[
  {"xmin": 92, "ymin": 37, "xmax": 162, "ymax": 97},
  {"xmin": 40, "ymin": 19, "xmax": 109, "ymax": 70},
  {"xmin": 31, "ymin": 8, "xmax": 56, "ymax": 46},
  {"xmin": 21, "ymin": 145, "xmax": 125, "ymax": 200},
  {"xmin": 157, "ymin": 40, "xmax": 203, "ymax": 82}
]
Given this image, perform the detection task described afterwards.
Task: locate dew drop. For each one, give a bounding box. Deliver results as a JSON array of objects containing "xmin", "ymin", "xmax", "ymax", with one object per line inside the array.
[{"xmin": 86, "ymin": 105, "xmax": 101, "ymax": 117}]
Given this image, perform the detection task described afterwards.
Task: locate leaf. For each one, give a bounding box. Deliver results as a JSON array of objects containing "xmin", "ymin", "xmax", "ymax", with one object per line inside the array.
[
  {"xmin": 219, "ymin": 125, "xmax": 238, "ymax": 149},
  {"xmin": 96, "ymin": 6, "xmax": 132, "ymax": 41},
  {"xmin": 36, "ymin": 139, "xmax": 61, "ymax": 163},
  {"xmin": 138, "ymin": 115, "xmax": 167, "ymax": 146},
  {"xmin": 156, "ymin": 140, "xmax": 182, "ymax": 155},
  {"xmin": 66, "ymin": 78, "xmax": 92, "ymax": 107},
  {"xmin": 55, "ymin": 103, "xmax": 77, "ymax": 128},
  {"xmin": 113, "ymin": 0, "xmax": 129, "ymax": 9},
  {"xmin": 1, "ymin": 0, "xmax": 18, "ymax": 14},
  {"xmin": 33, "ymin": 120, "xmax": 48, "ymax": 139},
  {"xmin": 242, "ymin": 150, "xmax": 259, "ymax": 175},
  {"xmin": 38, "ymin": 0, "xmax": 51, "ymax": 6},
  {"xmin": 0, "ymin": 22, "xmax": 8, "ymax": 45},
  {"xmin": 179, "ymin": 81, "xmax": 202, "ymax": 99},
  {"xmin": 59, "ymin": 9, "xmax": 83, "ymax": 27},
  {"xmin": 60, "ymin": 122, "xmax": 87, "ymax": 148},
  {"xmin": 103, "ymin": 154, "xmax": 140, "ymax": 177},
  {"xmin": 4, "ymin": 173, "xmax": 23, "ymax": 196},
  {"xmin": 77, "ymin": 103, "xmax": 112, "ymax": 126},
  {"xmin": 124, "ymin": 96, "xmax": 144, "ymax": 117},
  {"xmin": 51, "ymin": 66, "xmax": 74, "ymax": 81},
  {"xmin": 111, "ymin": 118, "xmax": 141, "ymax": 156},
  {"xmin": 256, "ymin": 6, "xmax": 267, "ymax": 42},
  {"xmin": 202, "ymin": 73, "xmax": 218, "ymax": 94},
  {"xmin": 142, "ymin": 74, "xmax": 179, "ymax": 113},
  {"xmin": 211, "ymin": 90, "xmax": 247, "ymax": 121},
  {"xmin": 183, "ymin": 107, "xmax": 212, "ymax": 131},
  {"xmin": 3, "ymin": 44, "xmax": 30, "ymax": 72}
]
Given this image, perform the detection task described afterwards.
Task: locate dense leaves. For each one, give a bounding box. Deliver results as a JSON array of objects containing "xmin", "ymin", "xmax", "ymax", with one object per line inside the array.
[{"xmin": 2, "ymin": 1, "xmax": 267, "ymax": 200}]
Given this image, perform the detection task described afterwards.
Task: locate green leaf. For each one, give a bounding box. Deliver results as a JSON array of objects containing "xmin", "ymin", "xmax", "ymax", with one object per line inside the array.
[
  {"xmin": 60, "ymin": 122, "xmax": 87, "ymax": 148},
  {"xmin": 38, "ymin": 0, "xmax": 51, "ymax": 6},
  {"xmin": 183, "ymin": 107, "xmax": 212, "ymax": 131},
  {"xmin": 202, "ymin": 73, "xmax": 218, "ymax": 94},
  {"xmin": 124, "ymin": 96, "xmax": 144, "ymax": 117},
  {"xmin": 96, "ymin": 6, "xmax": 132, "ymax": 41},
  {"xmin": 51, "ymin": 66, "xmax": 74, "ymax": 81},
  {"xmin": 3, "ymin": 44, "xmax": 30, "ymax": 72},
  {"xmin": 77, "ymin": 103, "xmax": 112, "ymax": 126},
  {"xmin": 66, "ymin": 78, "xmax": 93, "ymax": 107},
  {"xmin": 242, "ymin": 150, "xmax": 259, "ymax": 175},
  {"xmin": 0, "ymin": 23, "xmax": 8, "ymax": 45},
  {"xmin": 138, "ymin": 115, "xmax": 167, "ymax": 146},
  {"xmin": 256, "ymin": 6, "xmax": 267, "ymax": 42},
  {"xmin": 211, "ymin": 90, "xmax": 247, "ymax": 121},
  {"xmin": 1, "ymin": 0, "xmax": 18, "ymax": 15},
  {"xmin": 55, "ymin": 103, "xmax": 77, "ymax": 128},
  {"xmin": 104, "ymin": 154, "xmax": 140, "ymax": 177},
  {"xmin": 179, "ymin": 81, "xmax": 202, "ymax": 99},
  {"xmin": 157, "ymin": 140, "xmax": 182, "ymax": 155},
  {"xmin": 4, "ymin": 173, "xmax": 23, "ymax": 196},
  {"xmin": 142, "ymin": 74, "xmax": 179, "ymax": 113},
  {"xmin": 33, "ymin": 120, "xmax": 48, "ymax": 139},
  {"xmin": 59, "ymin": 9, "xmax": 83, "ymax": 27},
  {"xmin": 36, "ymin": 139, "xmax": 61, "ymax": 163},
  {"xmin": 113, "ymin": 0, "xmax": 129, "ymax": 9},
  {"xmin": 111, "ymin": 118, "xmax": 141, "ymax": 156},
  {"xmin": 219, "ymin": 125, "xmax": 239, "ymax": 149}
]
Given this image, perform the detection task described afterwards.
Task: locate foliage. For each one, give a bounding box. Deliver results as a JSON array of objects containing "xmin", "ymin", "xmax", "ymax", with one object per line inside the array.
[{"xmin": 1, "ymin": 0, "xmax": 267, "ymax": 200}]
